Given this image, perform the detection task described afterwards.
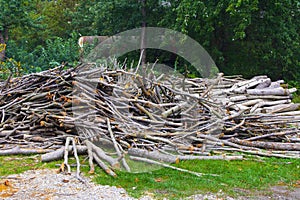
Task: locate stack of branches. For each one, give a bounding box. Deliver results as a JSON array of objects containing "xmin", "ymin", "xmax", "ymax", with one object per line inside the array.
[
  {"xmin": 0, "ymin": 62, "xmax": 299, "ymax": 177},
  {"xmin": 0, "ymin": 64, "xmax": 77, "ymax": 154}
]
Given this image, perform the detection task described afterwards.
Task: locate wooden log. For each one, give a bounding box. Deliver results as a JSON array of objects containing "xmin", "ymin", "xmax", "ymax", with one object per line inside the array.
[
  {"xmin": 246, "ymin": 87, "xmax": 296, "ymax": 96},
  {"xmin": 0, "ymin": 146, "xmax": 52, "ymax": 155},
  {"xmin": 85, "ymin": 140, "xmax": 120, "ymax": 169},
  {"xmin": 231, "ymin": 78, "xmax": 270, "ymax": 93},
  {"xmin": 245, "ymin": 130, "xmax": 296, "ymax": 141},
  {"xmin": 86, "ymin": 139, "xmax": 95, "ymax": 174},
  {"xmin": 274, "ymin": 110, "xmax": 300, "ymax": 116},
  {"xmin": 241, "ymin": 99, "xmax": 264, "ymax": 106},
  {"xmin": 93, "ymin": 152, "xmax": 117, "ymax": 177},
  {"xmin": 161, "ymin": 102, "xmax": 188, "ymax": 118},
  {"xmin": 255, "ymin": 78, "xmax": 271, "ymax": 89},
  {"xmin": 211, "ymin": 147, "xmax": 299, "ymax": 158},
  {"xmin": 128, "ymin": 148, "xmax": 243, "ymax": 163},
  {"xmin": 250, "ymin": 99, "xmax": 291, "ymax": 113},
  {"xmin": 269, "ymin": 80, "xmax": 284, "ymax": 88},
  {"xmin": 230, "ymin": 138, "xmax": 300, "ymax": 151},
  {"xmin": 41, "ymin": 146, "xmax": 87, "ymax": 162},
  {"xmin": 267, "ymin": 103, "xmax": 300, "ymax": 114},
  {"xmin": 229, "ymin": 95, "xmax": 290, "ymax": 102}
]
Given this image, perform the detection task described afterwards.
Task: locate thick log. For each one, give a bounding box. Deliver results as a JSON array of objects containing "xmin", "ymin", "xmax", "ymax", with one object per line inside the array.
[
  {"xmin": 41, "ymin": 146, "xmax": 87, "ymax": 162},
  {"xmin": 246, "ymin": 87, "xmax": 297, "ymax": 96},
  {"xmin": 0, "ymin": 146, "xmax": 52, "ymax": 155},
  {"xmin": 229, "ymin": 95, "xmax": 290, "ymax": 102},
  {"xmin": 255, "ymin": 78, "xmax": 271, "ymax": 89},
  {"xmin": 230, "ymin": 138, "xmax": 300, "ymax": 151},
  {"xmin": 267, "ymin": 103, "xmax": 300, "ymax": 114},
  {"xmin": 274, "ymin": 110, "xmax": 300, "ymax": 116}
]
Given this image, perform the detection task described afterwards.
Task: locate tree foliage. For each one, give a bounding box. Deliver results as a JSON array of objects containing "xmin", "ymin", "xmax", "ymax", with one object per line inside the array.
[
  {"xmin": 174, "ymin": 0, "xmax": 299, "ymax": 81},
  {"xmin": 0, "ymin": 0, "xmax": 42, "ymax": 60},
  {"xmin": 0, "ymin": 0, "xmax": 299, "ymax": 84}
]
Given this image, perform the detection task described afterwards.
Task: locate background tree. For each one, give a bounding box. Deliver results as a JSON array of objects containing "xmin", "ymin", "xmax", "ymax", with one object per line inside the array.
[
  {"xmin": 174, "ymin": 0, "xmax": 300, "ymax": 81},
  {"xmin": 0, "ymin": 0, "xmax": 42, "ymax": 61},
  {"xmin": 1, "ymin": 0, "xmax": 299, "ymax": 86}
]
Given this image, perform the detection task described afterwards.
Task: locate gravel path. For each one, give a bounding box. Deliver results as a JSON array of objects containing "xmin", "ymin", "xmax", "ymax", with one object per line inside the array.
[{"xmin": 1, "ymin": 169, "xmax": 144, "ymax": 200}]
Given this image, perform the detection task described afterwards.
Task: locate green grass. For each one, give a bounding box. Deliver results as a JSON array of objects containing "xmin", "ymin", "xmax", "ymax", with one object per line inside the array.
[
  {"xmin": 1, "ymin": 155, "xmax": 300, "ymax": 199},
  {"xmin": 0, "ymin": 155, "xmax": 61, "ymax": 176},
  {"xmin": 89, "ymin": 157, "xmax": 300, "ymax": 199}
]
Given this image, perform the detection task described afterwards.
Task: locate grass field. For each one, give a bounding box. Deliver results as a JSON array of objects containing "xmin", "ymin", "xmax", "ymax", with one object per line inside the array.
[{"xmin": 1, "ymin": 155, "xmax": 299, "ymax": 199}]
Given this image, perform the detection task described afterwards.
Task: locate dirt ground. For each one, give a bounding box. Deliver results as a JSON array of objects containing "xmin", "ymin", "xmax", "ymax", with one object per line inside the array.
[{"xmin": 232, "ymin": 186, "xmax": 300, "ymax": 200}]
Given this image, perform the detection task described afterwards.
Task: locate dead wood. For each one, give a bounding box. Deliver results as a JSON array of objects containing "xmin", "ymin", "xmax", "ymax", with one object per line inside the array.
[
  {"xmin": 41, "ymin": 145, "xmax": 87, "ymax": 162},
  {"xmin": 0, "ymin": 146, "xmax": 52, "ymax": 155},
  {"xmin": 128, "ymin": 148, "xmax": 243, "ymax": 162},
  {"xmin": 0, "ymin": 61, "xmax": 299, "ymax": 177},
  {"xmin": 230, "ymin": 138, "xmax": 300, "ymax": 151}
]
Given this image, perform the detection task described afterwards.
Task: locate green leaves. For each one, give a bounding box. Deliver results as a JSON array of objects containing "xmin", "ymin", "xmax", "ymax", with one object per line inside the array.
[{"xmin": 0, "ymin": 0, "xmax": 299, "ymax": 84}]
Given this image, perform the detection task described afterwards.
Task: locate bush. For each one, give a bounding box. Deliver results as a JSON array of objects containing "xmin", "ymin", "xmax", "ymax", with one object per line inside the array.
[
  {"xmin": 5, "ymin": 32, "xmax": 80, "ymax": 74},
  {"xmin": 0, "ymin": 57, "xmax": 24, "ymax": 80}
]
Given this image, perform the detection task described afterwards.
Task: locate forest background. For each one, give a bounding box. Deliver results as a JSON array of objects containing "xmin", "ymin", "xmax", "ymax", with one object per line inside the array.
[{"xmin": 0, "ymin": 0, "xmax": 299, "ymax": 89}]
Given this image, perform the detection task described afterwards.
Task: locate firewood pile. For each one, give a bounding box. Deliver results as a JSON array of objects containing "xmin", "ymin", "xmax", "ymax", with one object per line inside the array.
[{"xmin": 0, "ymin": 62, "xmax": 299, "ymax": 174}]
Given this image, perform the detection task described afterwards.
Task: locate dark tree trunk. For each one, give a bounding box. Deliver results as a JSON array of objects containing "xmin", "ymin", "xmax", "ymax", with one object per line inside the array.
[
  {"xmin": 0, "ymin": 28, "xmax": 8, "ymax": 61},
  {"xmin": 140, "ymin": 0, "xmax": 147, "ymax": 66},
  {"xmin": 0, "ymin": 32, "xmax": 6, "ymax": 61}
]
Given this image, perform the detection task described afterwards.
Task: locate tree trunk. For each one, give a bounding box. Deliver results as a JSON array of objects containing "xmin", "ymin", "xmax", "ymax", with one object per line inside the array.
[
  {"xmin": 0, "ymin": 32, "xmax": 6, "ymax": 61},
  {"xmin": 0, "ymin": 28, "xmax": 8, "ymax": 61},
  {"xmin": 140, "ymin": 0, "xmax": 147, "ymax": 66}
]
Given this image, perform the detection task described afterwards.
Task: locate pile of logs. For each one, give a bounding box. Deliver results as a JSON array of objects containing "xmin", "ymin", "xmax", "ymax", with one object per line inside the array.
[
  {"xmin": 0, "ymin": 65, "xmax": 77, "ymax": 151},
  {"xmin": 0, "ymin": 62, "xmax": 299, "ymax": 175}
]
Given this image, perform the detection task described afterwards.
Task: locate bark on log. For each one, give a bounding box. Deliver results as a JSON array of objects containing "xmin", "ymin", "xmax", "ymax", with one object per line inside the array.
[
  {"xmin": 246, "ymin": 88, "xmax": 297, "ymax": 96},
  {"xmin": 230, "ymin": 138, "xmax": 300, "ymax": 151},
  {"xmin": 0, "ymin": 146, "xmax": 52, "ymax": 155},
  {"xmin": 267, "ymin": 103, "xmax": 300, "ymax": 114},
  {"xmin": 85, "ymin": 140, "xmax": 120, "ymax": 169},
  {"xmin": 93, "ymin": 152, "xmax": 117, "ymax": 177},
  {"xmin": 128, "ymin": 148, "xmax": 243, "ymax": 163},
  {"xmin": 255, "ymin": 78, "xmax": 271, "ymax": 89},
  {"xmin": 41, "ymin": 146, "xmax": 87, "ymax": 162}
]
